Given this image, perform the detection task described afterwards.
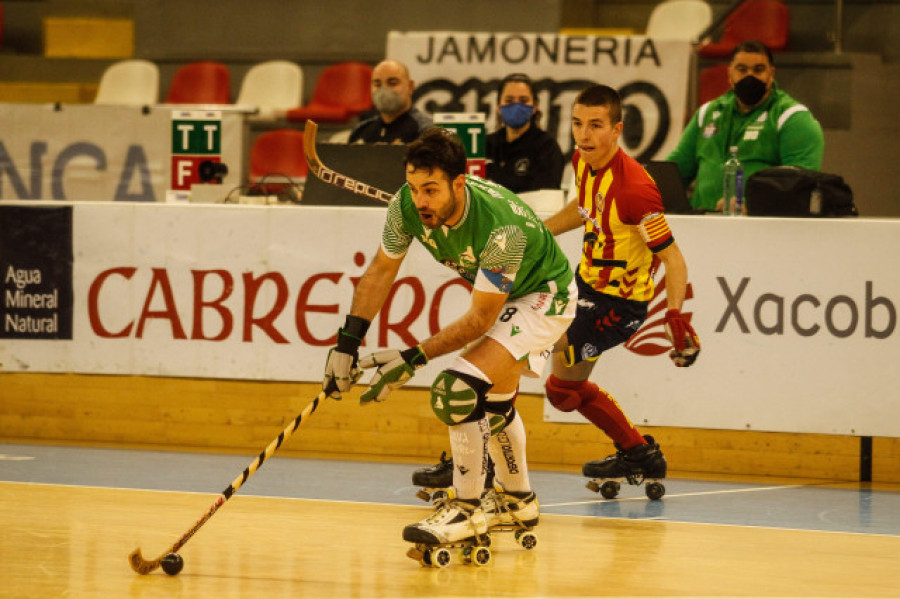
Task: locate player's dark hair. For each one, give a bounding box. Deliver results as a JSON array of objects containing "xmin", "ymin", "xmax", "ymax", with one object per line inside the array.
[
  {"xmin": 730, "ymin": 40, "xmax": 774, "ymax": 65},
  {"xmin": 574, "ymin": 84, "xmax": 622, "ymax": 124},
  {"xmin": 404, "ymin": 127, "xmax": 468, "ymax": 182}
]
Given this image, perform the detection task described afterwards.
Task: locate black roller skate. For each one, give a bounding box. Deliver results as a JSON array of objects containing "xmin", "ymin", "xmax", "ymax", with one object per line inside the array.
[
  {"xmin": 403, "ymin": 489, "xmax": 492, "ymax": 568},
  {"xmin": 583, "ymin": 435, "xmax": 667, "ymax": 500},
  {"xmin": 412, "ymin": 452, "xmax": 495, "ymax": 502}
]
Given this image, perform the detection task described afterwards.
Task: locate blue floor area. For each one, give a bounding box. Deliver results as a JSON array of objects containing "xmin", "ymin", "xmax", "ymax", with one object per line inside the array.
[{"xmin": 2, "ymin": 442, "xmax": 898, "ymax": 537}]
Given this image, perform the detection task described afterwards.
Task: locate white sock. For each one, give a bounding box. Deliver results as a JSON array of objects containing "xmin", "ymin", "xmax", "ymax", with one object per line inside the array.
[
  {"xmin": 449, "ymin": 418, "xmax": 490, "ymax": 501},
  {"xmin": 488, "ymin": 410, "xmax": 531, "ymax": 493}
]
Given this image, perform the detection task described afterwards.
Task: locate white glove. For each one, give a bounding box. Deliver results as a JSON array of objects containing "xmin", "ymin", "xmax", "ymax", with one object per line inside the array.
[
  {"xmin": 323, "ymin": 348, "xmax": 361, "ymax": 399},
  {"xmin": 358, "ymin": 346, "xmax": 427, "ymax": 404},
  {"xmin": 322, "ymin": 315, "xmax": 370, "ymax": 399}
]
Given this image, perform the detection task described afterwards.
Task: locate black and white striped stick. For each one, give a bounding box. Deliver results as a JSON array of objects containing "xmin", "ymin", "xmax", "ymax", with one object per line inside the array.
[{"xmin": 128, "ymin": 390, "xmax": 326, "ymax": 574}]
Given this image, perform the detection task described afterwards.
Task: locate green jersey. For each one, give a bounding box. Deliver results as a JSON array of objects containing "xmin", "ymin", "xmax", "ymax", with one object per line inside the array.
[
  {"xmin": 382, "ymin": 175, "xmax": 573, "ymax": 301},
  {"xmin": 667, "ymin": 83, "xmax": 825, "ymax": 211}
]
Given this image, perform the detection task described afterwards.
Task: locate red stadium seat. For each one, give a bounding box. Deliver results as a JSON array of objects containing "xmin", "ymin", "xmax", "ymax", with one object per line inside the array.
[
  {"xmin": 285, "ymin": 61, "xmax": 373, "ymax": 124},
  {"xmin": 698, "ymin": 0, "xmax": 790, "ymax": 59},
  {"xmin": 698, "ymin": 63, "xmax": 731, "ymax": 105},
  {"xmin": 165, "ymin": 61, "xmax": 231, "ymax": 105},
  {"xmin": 249, "ymin": 129, "xmax": 308, "ymax": 184}
]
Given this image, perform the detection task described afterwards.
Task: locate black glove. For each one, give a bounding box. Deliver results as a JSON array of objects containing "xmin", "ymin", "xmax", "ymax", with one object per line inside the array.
[{"xmin": 323, "ymin": 315, "xmax": 370, "ymax": 398}]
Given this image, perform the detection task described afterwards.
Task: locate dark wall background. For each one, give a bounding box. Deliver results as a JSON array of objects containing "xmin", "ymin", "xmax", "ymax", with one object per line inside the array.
[{"xmin": 134, "ymin": 0, "xmax": 563, "ymax": 63}]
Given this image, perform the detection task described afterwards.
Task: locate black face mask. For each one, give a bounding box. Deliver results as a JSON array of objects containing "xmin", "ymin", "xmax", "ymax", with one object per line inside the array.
[{"xmin": 734, "ymin": 76, "xmax": 768, "ymax": 107}]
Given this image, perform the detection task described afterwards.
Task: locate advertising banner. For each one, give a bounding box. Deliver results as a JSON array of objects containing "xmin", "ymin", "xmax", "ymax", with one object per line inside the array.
[
  {"xmin": 0, "ymin": 104, "xmax": 245, "ymax": 202},
  {"xmin": 388, "ymin": 31, "xmax": 692, "ymax": 163},
  {"xmin": 1, "ymin": 202, "xmax": 898, "ymax": 436},
  {"xmin": 0, "ymin": 205, "xmax": 73, "ymax": 340}
]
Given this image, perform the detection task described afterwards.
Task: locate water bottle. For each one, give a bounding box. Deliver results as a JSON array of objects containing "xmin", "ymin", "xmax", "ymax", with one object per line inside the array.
[{"xmin": 722, "ymin": 145, "xmax": 744, "ymax": 216}]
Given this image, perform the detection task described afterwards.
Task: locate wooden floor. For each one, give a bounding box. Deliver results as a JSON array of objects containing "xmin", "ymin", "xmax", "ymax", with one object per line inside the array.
[{"xmin": 3, "ymin": 452, "xmax": 900, "ymax": 598}]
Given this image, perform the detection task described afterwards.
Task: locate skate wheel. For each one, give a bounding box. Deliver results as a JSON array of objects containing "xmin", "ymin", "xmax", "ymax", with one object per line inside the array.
[
  {"xmin": 645, "ymin": 482, "xmax": 666, "ymax": 500},
  {"xmin": 468, "ymin": 547, "xmax": 491, "ymax": 566},
  {"xmin": 515, "ymin": 529, "xmax": 538, "ymax": 550},
  {"xmin": 586, "ymin": 480, "xmax": 600, "ymax": 493},
  {"xmin": 600, "ymin": 480, "xmax": 620, "ymax": 499},
  {"xmin": 419, "ymin": 546, "xmax": 435, "ymax": 567},
  {"xmin": 430, "ymin": 547, "xmax": 452, "ymax": 568},
  {"xmin": 415, "ymin": 489, "xmax": 432, "ymax": 502}
]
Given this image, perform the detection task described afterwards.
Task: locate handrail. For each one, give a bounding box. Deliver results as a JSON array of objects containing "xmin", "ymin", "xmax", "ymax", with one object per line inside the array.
[{"xmin": 833, "ymin": 0, "xmax": 843, "ymax": 53}]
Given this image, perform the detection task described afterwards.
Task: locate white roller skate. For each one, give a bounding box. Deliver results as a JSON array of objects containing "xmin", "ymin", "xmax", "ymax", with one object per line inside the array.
[
  {"xmin": 481, "ymin": 483, "xmax": 539, "ymax": 551},
  {"xmin": 583, "ymin": 435, "xmax": 667, "ymax": 500},
  {"xmin": 403, "ymin": 489, "xmax": 492, "ymax": 568}
]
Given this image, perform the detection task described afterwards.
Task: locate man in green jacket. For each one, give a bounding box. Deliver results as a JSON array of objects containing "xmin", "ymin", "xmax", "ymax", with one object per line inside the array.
[{"xmin": 667, "ymin": 40, "xmax": 825, "ymax": 212}]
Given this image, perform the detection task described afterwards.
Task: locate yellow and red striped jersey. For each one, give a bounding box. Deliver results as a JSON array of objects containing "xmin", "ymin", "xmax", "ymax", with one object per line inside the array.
[{"xmin": 572, "ymin": 148, "xmax": 674, "ymax": 302}]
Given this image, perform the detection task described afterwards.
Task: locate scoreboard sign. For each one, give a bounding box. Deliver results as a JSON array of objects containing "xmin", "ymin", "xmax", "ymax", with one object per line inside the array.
[
  {"xmin": 434, "ymin": 113, "xmax": 486, "ymax": 177},
  {"xmin": 170, "ymin": 110, "xmax": 223, "ymax": 191}
]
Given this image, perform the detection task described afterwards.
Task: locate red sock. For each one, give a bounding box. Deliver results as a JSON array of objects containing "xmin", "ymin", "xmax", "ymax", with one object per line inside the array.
[{"xmin": 576, "ymin": 382, "xmax": 645, "ymax": 449}]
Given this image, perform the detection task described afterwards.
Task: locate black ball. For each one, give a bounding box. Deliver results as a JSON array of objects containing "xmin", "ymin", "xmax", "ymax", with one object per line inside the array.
[{"xmin": 160, "ymin": 552, "xmax": 184, "ymax": 576}]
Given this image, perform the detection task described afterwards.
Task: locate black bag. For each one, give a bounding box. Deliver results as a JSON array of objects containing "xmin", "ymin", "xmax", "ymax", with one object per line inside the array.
[{"xmin": 746, "ymin": 166, "xmax": 858, "ymax": 217}]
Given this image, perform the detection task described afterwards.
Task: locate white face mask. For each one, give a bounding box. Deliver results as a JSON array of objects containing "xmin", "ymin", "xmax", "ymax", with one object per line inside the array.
[{"xmin": 372, "ymin": 87, "xmax": 406, "ymax": 115}]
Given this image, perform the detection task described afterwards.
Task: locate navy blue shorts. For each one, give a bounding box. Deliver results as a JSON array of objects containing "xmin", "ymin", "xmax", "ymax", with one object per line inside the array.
[{"xmin": 564, "ymin": 273, "xmax": 648, "ymax": 364}]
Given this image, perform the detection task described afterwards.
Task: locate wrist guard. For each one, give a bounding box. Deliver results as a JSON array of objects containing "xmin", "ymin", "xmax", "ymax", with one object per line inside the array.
[
  {"xmin": 336, "ymin": 315, "xmax": 371, "ymax": 353},
  {"xmin": 400, "ymin": 345, "xmax": 429, "ymax": 369}
]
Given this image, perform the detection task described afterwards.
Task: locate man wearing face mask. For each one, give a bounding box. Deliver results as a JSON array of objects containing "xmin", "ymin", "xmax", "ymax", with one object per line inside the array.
[
  {"xmin": 485, "ymin": 73, "xmax": 565, "ymax": 193},
  {"xmin": 349, "ymin": 60, "xmax": 433, "ymax": 144},
  {"xmin": 667, "ymin": 40, "xmax": 825, "ymax": 212}
]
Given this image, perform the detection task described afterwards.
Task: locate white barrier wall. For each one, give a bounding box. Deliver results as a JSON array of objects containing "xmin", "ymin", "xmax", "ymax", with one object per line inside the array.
[
  {"xmin": 550, "ymin": 215, "xmax": 900, "ymax": 438},
  {"xmin": 1, "ymin": 202, "xmax": 898, "ymax": 437}
]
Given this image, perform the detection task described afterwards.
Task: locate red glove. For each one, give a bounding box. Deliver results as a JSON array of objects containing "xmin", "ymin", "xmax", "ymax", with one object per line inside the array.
[{"xmin": 663, "ymin": 309, "xmax": 700, "ymax": 367}]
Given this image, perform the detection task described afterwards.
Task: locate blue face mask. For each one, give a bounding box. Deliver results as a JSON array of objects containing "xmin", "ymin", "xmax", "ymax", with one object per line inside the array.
[{"xmin": 500, "ymin": 102, "xmax": 534, "ymax": 129}]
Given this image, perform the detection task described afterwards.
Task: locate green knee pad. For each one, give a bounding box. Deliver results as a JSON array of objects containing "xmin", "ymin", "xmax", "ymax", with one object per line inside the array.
[
  {"xmin": 487, "ymin": 413, "xmax": 507, "ymax": 435},
  {"xmin": 485, "ymin": 400, "xmax": 515, "ymax": 435},
  {"xmin": 430, "ymin": 369, "xmax": 490, "ymax": 425}
]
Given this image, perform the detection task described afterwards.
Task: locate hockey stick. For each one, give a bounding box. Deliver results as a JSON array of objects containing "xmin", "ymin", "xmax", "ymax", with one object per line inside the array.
[
  {"xmin": 302, "ymin": 120, "xmax": 395, "ymax": 204},
  {"xmin": 128, "ymin": 390, "xmax": 327, "ymax": 574}
]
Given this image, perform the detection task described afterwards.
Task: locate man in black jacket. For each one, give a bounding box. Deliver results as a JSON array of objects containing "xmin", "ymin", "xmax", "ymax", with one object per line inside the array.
[{"xmin": 349, "ymin": 60, "xmax": 432, "ymax": 144}]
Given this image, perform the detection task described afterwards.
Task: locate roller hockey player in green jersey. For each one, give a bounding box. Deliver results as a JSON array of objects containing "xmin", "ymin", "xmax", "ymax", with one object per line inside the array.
[{"xmin": 322, "ymin": 128, "xmax": 576, "ymax": 566}]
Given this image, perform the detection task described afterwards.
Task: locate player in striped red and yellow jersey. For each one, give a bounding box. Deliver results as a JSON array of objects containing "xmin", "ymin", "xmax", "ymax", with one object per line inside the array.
[
  {"xmin": 571, "ymin": 142, "xmax": 673, "ymax": 302},
  {"xmin": 543, "ymin": 85, "xmax": 700, "ymax": 491}
]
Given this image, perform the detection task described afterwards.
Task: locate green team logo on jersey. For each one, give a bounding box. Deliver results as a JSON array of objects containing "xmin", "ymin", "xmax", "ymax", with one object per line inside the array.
[
  {"xmin": 547, "ymin": 297, "xmax": 569, "ymax": 316},
  {"xmin": 510, "ymin": 325, "xmax": 521, "ymax": 336},
  {"xmin": 459, "ymin": 246, "xmax": 476, "ymax": 267},
  {"xmin": 419, "ymin": 230, "xmax": 438, "ymax": 250}
]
